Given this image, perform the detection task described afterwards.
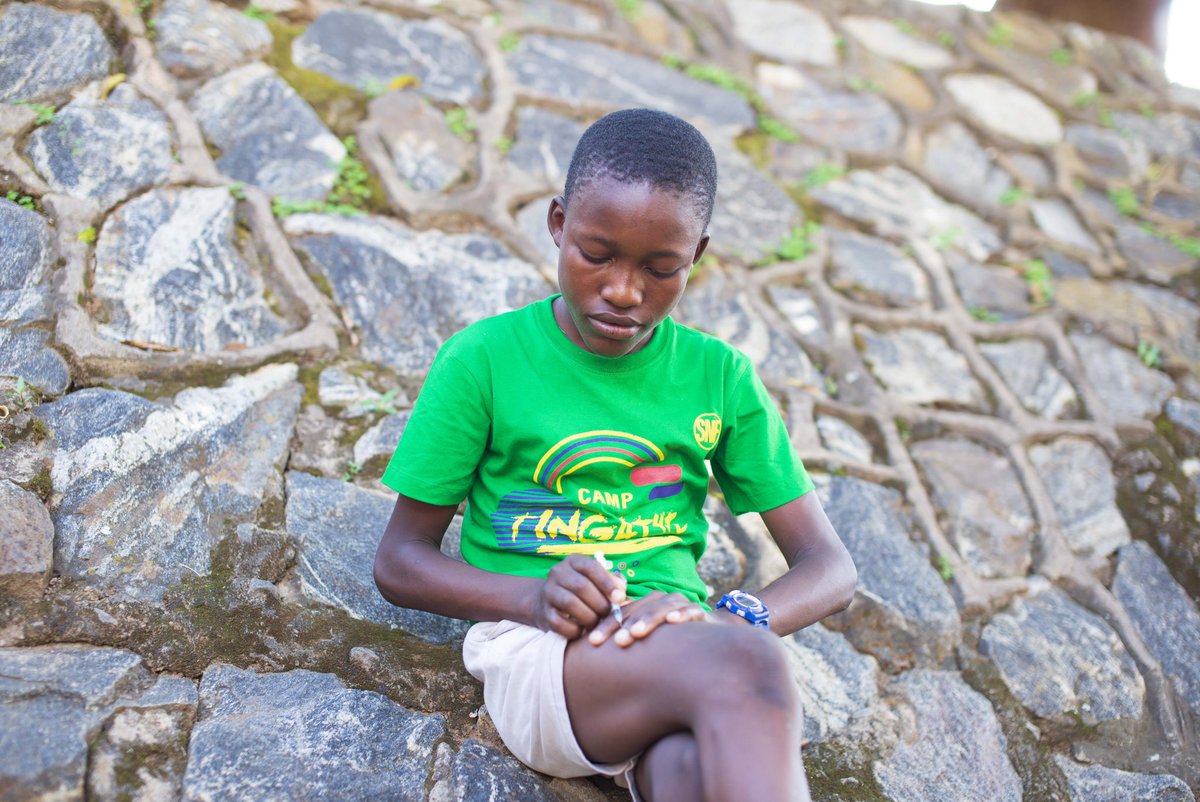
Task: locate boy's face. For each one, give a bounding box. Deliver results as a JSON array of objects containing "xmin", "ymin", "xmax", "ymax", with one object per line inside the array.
[{"xmin": 547, "ymin": 177, "xmax": 709, "ymax": 358}]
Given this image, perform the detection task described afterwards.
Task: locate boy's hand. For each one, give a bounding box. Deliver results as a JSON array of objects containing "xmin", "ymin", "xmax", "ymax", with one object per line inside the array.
[
  {"xmin": 587, "ymin": 591, "xmax": 706, "ymax": 648},
  {"xmin": 531, "ymin": 555, "xmax": 627, "ymax": 640}
]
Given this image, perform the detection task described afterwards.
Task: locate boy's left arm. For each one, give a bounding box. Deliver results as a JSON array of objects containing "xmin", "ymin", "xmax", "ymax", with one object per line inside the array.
[{"xmin": 746, "ymin": 491, "xmax": 856, "ymax": 636}]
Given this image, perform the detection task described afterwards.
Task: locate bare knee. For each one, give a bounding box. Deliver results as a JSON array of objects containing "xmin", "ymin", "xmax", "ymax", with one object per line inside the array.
[
  {"xmin": 703, "ymin": 626, "xmax": 798, "ymax": 712},
  {"xmin": 637, "ymin": 732, "xmax": 700, "ymax": 802}
]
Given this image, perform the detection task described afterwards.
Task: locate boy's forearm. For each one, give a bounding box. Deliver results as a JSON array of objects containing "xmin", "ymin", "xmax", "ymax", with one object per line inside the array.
[
  {"xmin": 755, "ymin": 538, "xmax": 857, "ymax": 636},
  {"xmin": 374, "ymin": 537, "xmax": 542, "ymax": 626}
]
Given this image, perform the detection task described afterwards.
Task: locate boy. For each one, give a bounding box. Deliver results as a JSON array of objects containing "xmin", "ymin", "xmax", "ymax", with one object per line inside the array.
[{"xmin": 374, "ymin": 108, "xmax": 856, "ymax": 801}]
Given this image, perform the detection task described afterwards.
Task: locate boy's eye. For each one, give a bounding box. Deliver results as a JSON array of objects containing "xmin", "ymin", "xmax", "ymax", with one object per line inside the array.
[
  {"xmin": 581, "ymin": 251, "xmax": 609, "ymax": 265},
  {"xmin": 647, "ymin": 266, "xmax": 682, "ymax": 279}
]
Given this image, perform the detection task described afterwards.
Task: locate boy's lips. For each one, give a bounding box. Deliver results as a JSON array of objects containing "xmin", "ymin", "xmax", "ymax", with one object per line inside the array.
[{"xmin": 587, "ymin": 313, "xmax": 641, "ymax": 339}]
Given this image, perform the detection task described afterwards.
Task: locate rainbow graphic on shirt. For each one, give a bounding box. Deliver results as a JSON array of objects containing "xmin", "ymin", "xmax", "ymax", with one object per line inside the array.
[{"xmin": 491, "ymin": 430, "xmax": 686, "ymax": 556}]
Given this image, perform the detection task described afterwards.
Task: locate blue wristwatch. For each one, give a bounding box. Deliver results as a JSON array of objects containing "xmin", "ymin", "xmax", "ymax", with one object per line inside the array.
[{"xmin": 716, "ymin": 590, "xmax": 770, "ymax": 628}]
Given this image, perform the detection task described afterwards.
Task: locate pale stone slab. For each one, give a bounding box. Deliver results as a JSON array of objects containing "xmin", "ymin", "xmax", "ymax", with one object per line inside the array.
[
  {"xmin": 922, "ymin": 122, "xmax": 1012, "ymax": 211},
  {"xmin": 842, "ymin": 16, "xmax": 955, "ymax": 69},
  {"xmin": 183, "ymin": 665, "xmax": 443, "ymax": 801},
  {"xmin": 874, "ymin": 670, "xmax": 1021, "ymax": 802},
  {"xmin": 91, "ymin": 187, "xmax": 287, "ymax": 353},
  {"xmin": 0, "ymin": 479, "xmax": 53, "ymax": 598},
  {"xmin": 911, "ymin": 438, "xmax": 1034, "ymax": 579},
  {"xmin": 816, "ymin": 416, "xmax": 873, "ymax": 464},
  {"xmin": 0, "ymin": 4, "xmax": 115, "ymax": 104},
  {"xmin": 154, "ymin": 0, "xmax": 272, "ymax": 80},
  {"xmin": 26, "ymin": 88, "xmax": 173, "ymax": 211},
  {"xmin": 828, "ymin": 229, "xmax": 929, "ymax": 307},
  {"xmin": 1029, "ymin": 198, "xmax": 1100, "ymax": 254},
  {"xmin": 284, "ymin": 214, "xmax": 549, "ymax": 379},
  {"xmin": 981, "ymin": 584, "xmax": 1144, "ymax": 724},
  {"xmin": 1113, "ymin": 541, "xmax": 1200, "ymax": 716},
  {"xmin": 980, "ymin": 339, "xmax": 1079, "ymax": 420},
  {"xmin": 38, "ymin": 364, "xmax": 301, "ymax": 601},
  {"xmin": 294, "ymin": 9, "xmax": 485, "ymax": 104},
  {"xmin": 783, "ymin": 623, "xmax": 881, "ymax": 744},
  {"xmin": 945, "ymin": 73, "xmax": 1063, "ymax": 146},
  {"xmin": 1029, "ymin": 437, "xmax": 1130, "ymax": 558},
  {"xmin": 1070, "ymin": 333, "xmax": 1175, "ymax": 421},
  {"xmin": 727, "ymin": 0, "xmax": 838, "ymax": 66},
  {"xmin": 1054, "ymin": 755, "xmax": 1195, "ymax": 802},
  {"xmin": 857, "ymin": 325, "xmax": 986, "ymax": 408}
]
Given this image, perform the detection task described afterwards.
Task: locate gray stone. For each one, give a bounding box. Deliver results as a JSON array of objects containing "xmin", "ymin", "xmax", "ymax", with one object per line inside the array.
[
  {"xmin": 1166, "ymin": 396, "xmax": 1200, "ymax": 440},
  {"xmin": 0, "ymin": 327, "xmax": 70, "ymax": 396},
  {"xmin": 182, "ymin": 665, "xmax": 443, "ymax": 801},
  {"xmin": 517, "ymin": 0, "xmax": 603, "ymax": 32},
  {"xmin": 0, "ymin": 4, "xmax": 115, "ymax": 104},
  {"xmin": 429, "ymin": 739, "xmax": 559, "ymax": 802},
  {"xmin": 783, "ymin": 623, "xmax": 880, "ymax": 744},
  {"xmin": 1029, "ymin": 437, "xmax": 1130, "ymax": 558},
  {"xmin": 1114, "ymin": 221, "xmax": 1197, "ymax": 285},
  {"xmin": 284, "ymin": 471, "xmax": 468, "ymax": 642},
  {"xmin": 911, "ymin": 438, "xmax": 1033, "ymax": 579},
  {"xmin": 766, "ymin": 285, "xmax": 832, "ymax": 356},
  {"xmin": 1057, "ymin": 281, "xmax": 1200, "ymax": 373},
  {"xmin": 354, "ymin": 412, "xmax": 410, "ymax": 471},
  {"xmin": 154, "ymin": 0, "xmax": 272, "ymax": 80},
  {"xmin": 1075, "ymin": 185, "xmax": 1126, "ymax": 230},
  {"xmin": 817, "ymin": 476, "xmax": 961, "ymax": 671},
  {"xmin": 757, "ymin": 67, "xmax": 903, "ymax": 156},
  {"xmin": 1113, "ymin": 541, "xmax": 1200, "ymax": 715},
  {"xmin": 675, "ymin": 269, "xmax": 821, "ymax": 391},
  {"xmin": 980, "ymin": 339, "xmax": 1079, "ymax": 420},
  {"xmin": 828, "ymin": 230, "xmax": 928, "ymax": 307},
  {"xmin": 816, "ymin": 416, "xmax": 873, "ymax": 464},
  {"xmin": 945, "ymin": 73, "xmax": 1063, "ymax": 146},
  {"xmin": 87, "ymin": 705, "xmax": 194, "ymax": 802},
  {"xmin": 1042, "ymin": 249, "xmax": 1092, "ymax": 279},
  {"xmin": 922, "ymin": 122, "xmax": 1012, "ymax": 212},
  {"xmin": 317, "ymin": 367, "xmax": 407, "ymax": 419},
  {"xmin": 294, "ymin": 9, "xmax": 485, "ymax": 104},
  {"xmin": 507, "ymin": 106, "xmax": 583, "ymax": 188},
  {"xmin": 1109, "ymin": 111, "xmax": 1200, "ymax": 163},
  {"xmin": 0, "ymin": 479, "xmax": 53, "ymax": 598},
  {"xmin": 0, "ymin": 645, "xmax": 196, "ymax": 802},
  {"xmin": 26, "ymin": 90, "xmax": 173, "ymax": 210},
  {"xmin": 191, "ymin": 62, "xmax": 344, "ymax": 202},
  {"xmin": 811, "ymin": 167, "xmax": 1002, "ymax": 260},
  {"xmin": 969, "ymin": 31, "xmax": 1098, "ymax": 110},
  {"xmin": 1070, "ymin": 333, "xmax": 1175, "ymax": 421},
  {"xmin": 1005, "ymin": 152, "xmax": 1054, "ymax": 192},
  {"xmin": 1149, "ymin": 190, "xmax": 1200, "ymax": 224},
  {"xmin": 507, "ymin": 35, "xmax": 755, "ymax": 130},
  {"xmin": 288, "ymin": 404, "xmax": 349, "ymax": 479},
  {"xmin": 980, "ymin": 584, "xmax": 1144, "ymax": 724},
  {"xmin": 949, "ymin": 257, "xmax": 1031, "ymax": 321},
  {"xmin": 1065, "ymin": 123, "xmax": 1151, "ymax": 183},
  {"xmin": 1182, "ymin": 163, "xmax": 1200, "ymax": 195},
  {"xmin": 91, "ymin": 187, "xmax": 287, "ymax": 353},
  {"xmin": 284, "ymin": 214, "xmax": 549, "ymax": 379},
  {"xmin": 1030, "ymin": 198, "xmax": 1101, "ymax": 254},
  {"xmin": 1054, "ymin": 755, "xmax": 1195, "ymax": 802},
  {"xmin": 38, "ymin": 364, "xmax": 301, "ymax": 601},
  {"xmin": 695, "ymin": 515, "xmax": 746, "ymax": 601},
  {"xmin": 727, "ymin": 0, "xmax": 838, "ymax": 66},
  {"xmin": 515, "ymin": 195, "xmax": 559, "ymax": 268},
  {"xmin": 369, "ymin": 92, "xmax": 473, "ymax": 194},
  {"xmin": 857, "ymin": 325, "xmax": 986, "ymax": 409},
  {"xmin": 842, "ymin": 15, "xmax": 955, "ymax": 69},
  {"xmin": 873, "ymin": 670, "xmax": 1021, "ymax": 802},
  {"xmin": 0, "ymin": 199, "xmax": 53, "ymax": 327},
  {"xmin": 709, "ymin": 146, "xmax": 801, "ymax": 264}
]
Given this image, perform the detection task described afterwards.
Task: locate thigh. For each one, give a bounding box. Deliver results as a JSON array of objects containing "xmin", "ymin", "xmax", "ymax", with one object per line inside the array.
[{"xmin": 562, "ymin": 619, "xmax": 793, "ymax": 764}]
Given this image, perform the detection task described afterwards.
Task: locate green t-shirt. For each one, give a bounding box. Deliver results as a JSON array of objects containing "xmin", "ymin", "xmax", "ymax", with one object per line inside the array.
[{"xmin": 381, "ymin": 295, "xmax": 812, "ymax": 604}]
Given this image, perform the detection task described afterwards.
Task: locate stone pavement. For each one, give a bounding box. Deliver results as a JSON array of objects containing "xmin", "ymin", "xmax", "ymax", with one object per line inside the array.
[{"xmin": 2, "ymin": 0, "xmax": 1199, "ymax": 799}]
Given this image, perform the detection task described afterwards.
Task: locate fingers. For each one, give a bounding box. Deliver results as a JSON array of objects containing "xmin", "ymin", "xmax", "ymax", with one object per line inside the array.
[
  {"xmin": 590, "ymin": 592, "xmax": 706, "ymax": 648},
  {"xmin": 537, "ymin": 555, "xmax": 628, "ymax": 639}
]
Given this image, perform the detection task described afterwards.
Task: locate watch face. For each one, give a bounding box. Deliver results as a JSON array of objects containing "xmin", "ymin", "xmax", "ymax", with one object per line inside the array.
[{"xmin": 729, "ymin": 590, "xmax": 765, "ymax": 613}]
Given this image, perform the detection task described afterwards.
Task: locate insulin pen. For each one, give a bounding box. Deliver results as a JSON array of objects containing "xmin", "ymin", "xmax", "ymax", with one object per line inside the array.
[{"xmin": 594, "ymin": 552, "xmax": 624, "ymax": 626}]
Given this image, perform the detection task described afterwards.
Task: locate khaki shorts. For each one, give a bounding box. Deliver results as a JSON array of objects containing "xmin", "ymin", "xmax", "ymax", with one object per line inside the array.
[{"xmin": 462, "ymin": 620, "xmax": 641, "ymax": 797}]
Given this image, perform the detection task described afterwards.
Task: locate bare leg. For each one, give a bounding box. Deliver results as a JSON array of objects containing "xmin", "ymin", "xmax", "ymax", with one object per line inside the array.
[
  {"xmin": 635, "ymin": 733, "xmax": 700, "ymax": 802},
  {"xmin": 563, "ymin": 620, "xmax": 811, "ymax": 802}
]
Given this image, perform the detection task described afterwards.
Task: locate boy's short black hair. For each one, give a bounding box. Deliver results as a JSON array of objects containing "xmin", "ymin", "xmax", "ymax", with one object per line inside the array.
[{"xmin": 563, "ymin": 108, "xmax": 718, "ymax": 230}]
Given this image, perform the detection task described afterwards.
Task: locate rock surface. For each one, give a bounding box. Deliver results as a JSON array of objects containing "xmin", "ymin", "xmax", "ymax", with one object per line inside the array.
[{"xmin": 3, "ymin": 0, "xmax": 1200, "ymax": 798}]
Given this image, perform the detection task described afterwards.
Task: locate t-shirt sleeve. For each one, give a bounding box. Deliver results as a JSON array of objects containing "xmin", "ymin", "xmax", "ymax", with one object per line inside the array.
[
  {"xmin": 710, "ymin": 357, "xmax": 813, "ymax": 516},
  {"xmin": 380, "ymin": 341, "xmax": 491, "ymax": 506}
]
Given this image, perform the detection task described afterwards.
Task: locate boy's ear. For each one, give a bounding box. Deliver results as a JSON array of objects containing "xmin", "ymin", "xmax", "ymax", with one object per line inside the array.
[
  {"xmin": 547, "ymin": 195, "xmax": 566, "ymax": 249},
  {"xmin": 691, "ymin": 234, "xmax": 710, "ymax": 265}
]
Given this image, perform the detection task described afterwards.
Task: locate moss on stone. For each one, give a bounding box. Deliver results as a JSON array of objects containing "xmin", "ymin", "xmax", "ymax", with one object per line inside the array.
[
  {"xmin": 264, "ymin": 19, "xmax": 368, "ymax": 139},
  {"xmin": 804, "ymin": 739, "xmax": 890, "ymax": 802}
]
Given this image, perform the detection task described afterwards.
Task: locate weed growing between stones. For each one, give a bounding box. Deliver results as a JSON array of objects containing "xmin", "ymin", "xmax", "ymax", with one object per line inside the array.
[
  {"xmin": 930, "ymin": 226, "xmax": 962, "ymax": 251},
  {"xmin": 660, "ymin": 54, "xmax": 800, "ymax": 144},
  {"xmin": 4, "ymin": 190, "xmax": 36, "ymax": 210},
  {"xmin": 14, "ymin": 100, "xmax": 56, "ymax": 126},
  {"xmin": 1109, "ymin": 186, "xmax": 1140, "ymax": 217},
  {"xmin": 243, "ymin": 4, "xmax": 274, "ymax": 23},
  {"xmin": 997, "ymin": 186, "xmax": 1030, "ymax": 207},
  {"xmin": 799, "ymin": 163, "xmax": 847, "ymax": 190},
  {"xmin": 498, "ymin": 32, "xmax": 521, "ymax": 53},
  {"xmin": 969, "ymin": 306, "xmax": 1001, "ymax": 323},
  {"xmin": 758, "ymin": 221, "xmax": 822, "ymax": 266},
  {"xmin": 986, "ymin": 22, "xmax": 1015, "ymax": 49},
  {"xmin": 614, "ymin": 0, "xmax": 642, "ymax": 22},
  {"xmin": 444, "ymin": 106, "xmax": 475, "ymax": 142},
  {"xmin": 1136, "ymin": 340, "xmax": 1162, "ymax": 368},
  {"xmin": 1050, "ymin": 47, "xmax": 1073, "ymax": 65},
  {"xmin": 1021, "ymin": 259, "xmax": 1054, "ymax": 306},
  {"xmin": 936, "ymin": 30, "xmax": 956, "ymax": 48},
  {"xmin": 273, "ymin": 136, "xmax": 378, "ymax": 217},
  {"xmin": 77, "ymin": 226, "xmax": 97, "ymax": 243},
  {"xmin": 846, "ymin": 76, "xmax": 884, "ymax": 94}
]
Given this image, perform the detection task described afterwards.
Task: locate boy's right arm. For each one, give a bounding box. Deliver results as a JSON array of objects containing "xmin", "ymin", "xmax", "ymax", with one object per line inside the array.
[{"xmin": 373, "ymin": 493, "xmax": 631, "ymax": 639}]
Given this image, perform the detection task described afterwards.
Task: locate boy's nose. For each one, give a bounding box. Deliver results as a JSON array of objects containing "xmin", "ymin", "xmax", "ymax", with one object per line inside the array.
[{"xmin": 600, "ymin": 266, "xmax": 643, "ymax": 308}]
